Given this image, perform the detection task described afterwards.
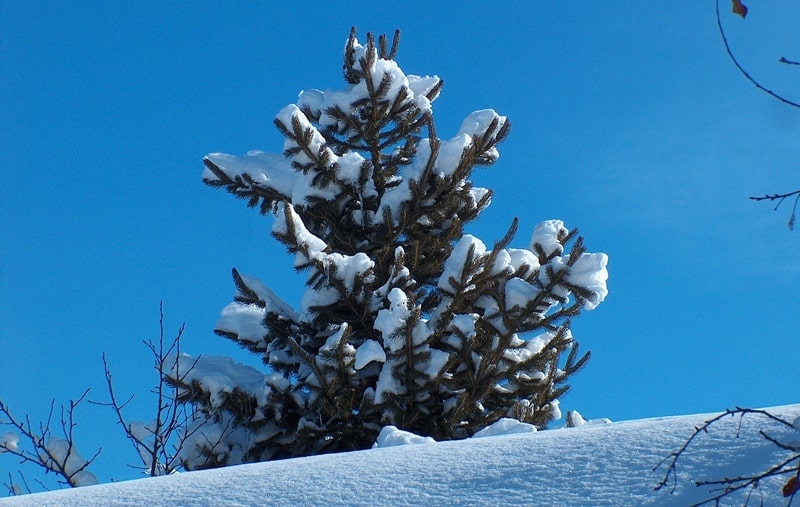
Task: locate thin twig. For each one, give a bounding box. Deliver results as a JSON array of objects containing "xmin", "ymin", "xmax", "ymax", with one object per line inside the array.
[
  {"xmin": 715, "ymin": 0, "xmax": 800, "ymax": 109},
  {"xmin": 749, "ymin": 190, "xmax": 800, "ymax": 230},
  {"xmin": 0, "ymin": 391, "xmax": 100, "ymax": 488},
  {"xmin": 91, "ymin": 303, "xmax": 196, "ymax": 476},
  {"xmin": 654, "ymin": 407, "xmax": 800, "ymax": 506}
]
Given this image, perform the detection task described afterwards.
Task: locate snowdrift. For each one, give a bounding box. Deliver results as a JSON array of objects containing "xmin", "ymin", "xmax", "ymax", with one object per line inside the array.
[{"xmin": 2, "ymin": 404, "xmax": 798, "ymax": 506}]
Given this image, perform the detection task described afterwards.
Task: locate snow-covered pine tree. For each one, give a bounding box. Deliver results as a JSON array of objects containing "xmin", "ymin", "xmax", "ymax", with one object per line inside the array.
[{"xmin": 169, "ymin": 28, "xmax": 609, "ymax": 469}]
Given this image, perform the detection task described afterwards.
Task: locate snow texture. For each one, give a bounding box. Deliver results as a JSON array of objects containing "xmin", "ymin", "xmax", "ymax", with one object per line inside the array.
[
  {"xmin": 530, "ymin": 219, "xmax": 567, "ymax": 256},
  {"xmin": 273, "ymin": 202, "xmax": 375, "ymax": 301},
  {"xmin": 567, "ymin": 252, "xmax": 609, "ymax": 310},
  {"xmin": 472, "ymin": 418, "xmax": 537, "ymax": 438},
  {"xmin": 438, "ymin": 235, "xmax": 485, "ymax": 293},
  {"xmin": 566, "ymin": 410, "xmax": 612, "ymax": 428},
  {"xmin": 372, "ymin": 426, "xmax": 436, "ymax": 448},
  {"xmin": 373, "ymin": 288, "xmax": 411, "ymax": 352},
  {"xmin": 234, "ymin": 272, "xmax": 298, "ymax": 321},
  {"xmin": 3, "ymin": 404, "xmax": 798, "ymax": 506},
  {"xmin": 167, "ymin": 354, "xmax": 269, "ymax": 409},
  {"xmin": 215, "ymin": 302, "xmax": 267, "ymax": 346},
  {"xmin": 203, "ymin": 151, "xmax": 295, "ymax": 199},
  {"xmin": 354, "ymin": 340, "xmax": 386, "ymax": 370}
]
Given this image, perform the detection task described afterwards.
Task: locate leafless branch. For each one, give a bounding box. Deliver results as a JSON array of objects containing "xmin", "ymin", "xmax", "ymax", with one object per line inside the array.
[
  {"xmin": 0, "ymin": 390, "xmax": 100, "ymax": 488},
  {"xmin": 716, "ymin": 0, "xmax": 800, "ymax": 109},
  {"xmin": 654, "ymin": 407, "xmax": 800, "ymax": 506},
  {"xmin": 91, "ymin": 302, "xmax": 199, "ymax": 476},
  {"xmin": 3, "ymin": 471, "xmax": 32, "ymax": 496},
  {"xmin": 749, "ymin": 190, "xmax": 800, "ymax": 230}
]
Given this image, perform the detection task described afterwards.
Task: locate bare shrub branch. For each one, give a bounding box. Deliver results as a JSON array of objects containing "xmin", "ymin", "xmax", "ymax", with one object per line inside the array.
[
  {"xmin": 716, "ymin": 0, "xmax": 800, "ymax": 109},
  {"xmin": 0, "ymin": 390, "xmax": 100, "ymax": 488},
  {"xmin": 91, "ymin": 302, "xmax": 199, "ymax": 476},
  {"xmin": 654, "ymin": 407, "xmax": 800, "ymax": 506},
  {"xmin": 749, "ymin": 190, "xmax": 800, "ymax": 231}
]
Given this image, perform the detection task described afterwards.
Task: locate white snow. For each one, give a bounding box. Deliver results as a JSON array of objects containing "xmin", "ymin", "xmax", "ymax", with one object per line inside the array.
[
  {"xmin": 438, "ymin": 234, "xmax": 486, "ymax": 292},
  {"xmin": 420, "ymin": 348, "xmax": 449, "ymax": 378},
  {"xmin": 504, "ymin": 277, "xmax": 538, "ymax": 310},
  {"xmin": 457, "ymin": 109, "xmax": 507, "ymax": 139},
  {"xmin": 507, "ymin": 247, "xmax": 540, "ymax": 272},
  {"xmin": 456, "ymin": 109, "xmax": 507, "ymax": 162},
  {"xmin": 299, "ymin": 285, "xmax": 340, "ymax": 317},
  {"xmin": 273, "ymin": 202, "xmax": 375, "ymax": 297},
  {"xmin": 501, "ymin": 331, "xmax": 555, "ymax": 364},
  {"xmin": 472, "ymin": 417, "xmax": 537, "ymax": 438},
  {"xmin": 373, "ymin": 288, "xmax": 410, "ymax": 351},
  {"xmin": 566, "ymin": 410, "xmax": 612, "ymax": 428},
  {"xmin": 317, "ymin": 326, "xmax": 356, "ymax": 371},
  {"xmin": 214, "ymin": 302, "xmax": 267, "ymax": 346},
  {"xmin": 354, "ymin": 340, "xmax": 386, "ymax": 370},
  {"xmin": 566, "ymin": 252, "xmax": 609, "ymax": 310},
  {"xmin": 203, "ymin": 151, "xmax": 295, "ymax": 199},
  {"xmin": 530, "ymin": 219, "xmax": 567, "ymax": 256},
  {"xmin": 3, "ymin": 404, "xmax": 797, "ymax": 506},
  {"xmin": 373, "ymin": 361, "xmax": 402, "ymax": 404},
  {"xmin": 435, "ymin": 134, "xmax": 471, "ymax": 176},
  {"xmin": 372, "ymin": 426, "xmax": 436, "ymax": 448},
  {"xmin": 275, "ymin": 105, "xmax": 331, "ymax": 170},
  {"xmin": 567, "ymin": 409, "xmax": 587, "ymax": 427},
  {"xmin": 234, "ymin": 272, "xmax": 298, "ymax": 321},
  {"xmin": 450, "ymin": 313, "xmax": 478, "ymax": 340},
  {"xmin": 167, "ymin": 354, "xmax": 269, "ymax": 409}
]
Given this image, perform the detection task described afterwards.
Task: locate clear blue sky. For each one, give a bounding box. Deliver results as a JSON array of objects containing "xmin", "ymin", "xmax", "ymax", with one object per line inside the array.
[{"xmin": 2, "ymin": 2, "xmax": 798, "ymax": 486}]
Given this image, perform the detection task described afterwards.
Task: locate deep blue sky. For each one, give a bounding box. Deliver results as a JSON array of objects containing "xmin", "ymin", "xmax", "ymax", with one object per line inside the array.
[{"xmin": 2, "ymin": 2, "xmax": 798, "ymax": 486}]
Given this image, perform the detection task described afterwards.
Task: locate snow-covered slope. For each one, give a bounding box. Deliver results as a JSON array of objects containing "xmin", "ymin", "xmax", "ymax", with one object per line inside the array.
[{"xmin": 2, "ymin": 405, "xmax": 798, "ymax": 507}]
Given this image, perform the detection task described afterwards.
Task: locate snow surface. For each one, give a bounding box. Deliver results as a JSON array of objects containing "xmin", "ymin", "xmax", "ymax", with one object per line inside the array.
[
  {"xmin": 2, "ymin": 404, "xmax": 797, "ymax": 506},
  {"xmin": 373, "ymin": 426, "xmax": 436, "ymax": 448}
]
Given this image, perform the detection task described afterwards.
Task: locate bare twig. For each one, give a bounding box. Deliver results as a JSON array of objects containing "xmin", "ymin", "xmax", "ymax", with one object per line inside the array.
[
  {"xmin": 722, "ymin": 1, "xmax": 800, "ymax": 230},
  {"xmin": 654, "ymin": 407, "xmax": 800, "ymax": 506},
  {"xmin": 91, "ymin": 302, "xmax": 199, "ymax": 476},
  {"xmin": 715, "ymin": 0, "xmax": 800, "ymax": 109},
  {"xmin": 3, "ymin": 471, "xmax": 32, "ymax": 496},
  {"xmin": 0, "ymin": 391, "xmax": 100, "ymax": 488},
  {"xmin": 694, "ymin": 454, "xmax": 799, "ymax": 505},
  {"xmin": 749, "ymin": 190, "xmax": 800, "ymax": 230}
]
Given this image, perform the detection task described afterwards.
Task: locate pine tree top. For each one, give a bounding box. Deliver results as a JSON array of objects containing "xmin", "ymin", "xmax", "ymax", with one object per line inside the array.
[{"xmin": 170, "ymin": 28, "xmax": 609, "ymax": 468}]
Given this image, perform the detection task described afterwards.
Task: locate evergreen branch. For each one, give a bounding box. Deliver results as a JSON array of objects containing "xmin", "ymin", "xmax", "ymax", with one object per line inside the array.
[
  {"xmin": 231, "ymin": 268, "xmax": 263, "ymax": 306},
  {"xmin": 378, "ymin": 30, "xmax": 400, "ymax": 60},
  {"xmin": 343, "ymin": 27, "xmax": 361, "ymax": 84},
  {"xmin": 202, "ymin": 158, "xmax": 288, "ymax": 215}
]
